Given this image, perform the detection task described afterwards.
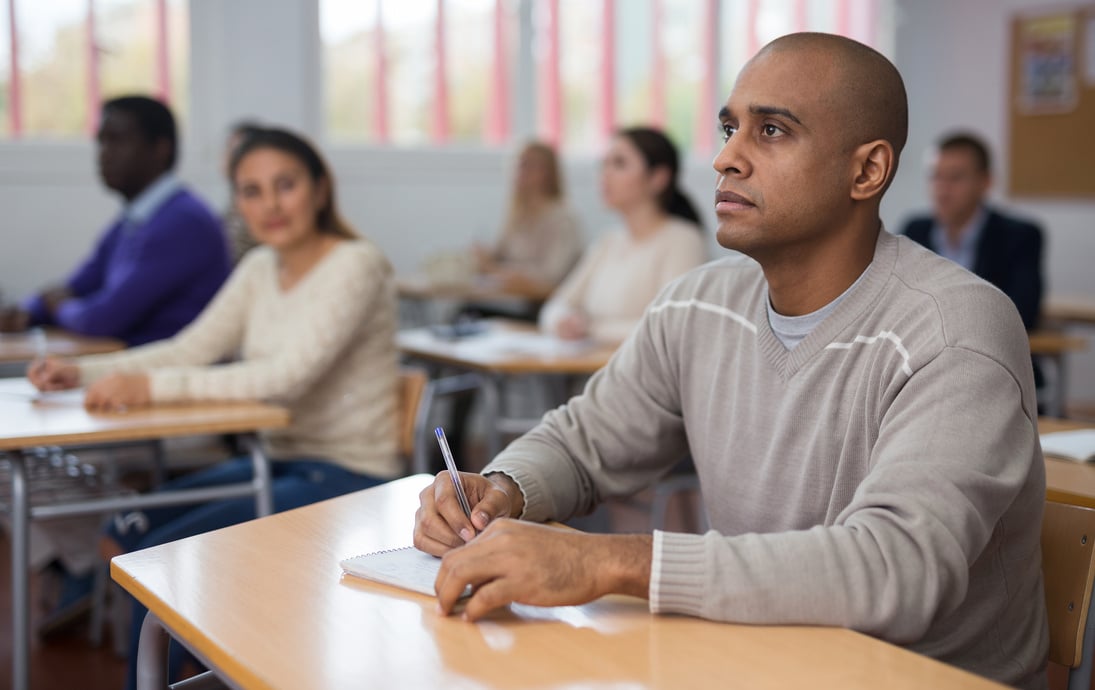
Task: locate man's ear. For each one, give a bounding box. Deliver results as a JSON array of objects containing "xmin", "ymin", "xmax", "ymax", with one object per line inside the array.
[
  {"xmin": 849, "ymin": 139, "xmax": 894, "ymax": 201},
  {"xmin": 152, "ymin": 137, "xmax": 174, "ymax": 172}
]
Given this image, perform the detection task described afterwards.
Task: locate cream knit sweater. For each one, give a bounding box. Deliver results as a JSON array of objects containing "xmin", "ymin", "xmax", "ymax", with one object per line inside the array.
[
  {"xmin": 78, "ymin": 239, "xmax": 400, "ymax": 478},
  {"xmin": 538, "ymin": 218, "xmax": 708, "ymax": 344}
]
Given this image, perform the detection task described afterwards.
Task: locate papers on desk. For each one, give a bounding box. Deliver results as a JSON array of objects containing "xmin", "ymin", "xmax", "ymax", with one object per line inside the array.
[
  {"xmin": 32, "ymin": 389, "xmax": 86, "ymax": 406},
  {"xmin": 340, "ymin": 546, "xmax": 442, "ymax": 596},
  {"xmin": 0, "ymin": 382, "xmax": 85, "ymax": 406},
  {"xmin": 454, "ymin": 330, "xmax": 594, "ymax": 358},
  {"xmin": 1041, "ymin": 429, "xmax": 1095, "ymax": 463}
]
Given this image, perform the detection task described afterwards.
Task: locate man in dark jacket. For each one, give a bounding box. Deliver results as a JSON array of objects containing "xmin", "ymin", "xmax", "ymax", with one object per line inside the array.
[{"xmin": 902, "ymin": 132, "xmax": 1044, "ymax": 330}]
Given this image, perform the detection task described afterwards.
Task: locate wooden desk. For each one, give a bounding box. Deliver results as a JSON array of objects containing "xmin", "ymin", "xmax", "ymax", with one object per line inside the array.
[
  {"xmin": 0, "ymin": 328, "xmax": 123, "ymax": 377},
  {"xmin": 1041, "ymin": 417, "xmax": 1095, "ymax": 510},
  {"xmin": 397, "ymin": 275, "xmax": 553, "ymax": 304},
  {"xmin": 113, "ymin": 474, "xmax": 1004, "ymax": 690},
  {"xmin": 399, "ymin": 320, "xmax": 617, "ymax": 459},
  {"xmin": 1028, "ymin": 329, "xmax": 1088, "ymax": 418},
  {"xmin": 0, "ymin": 378, "xmax": 290, "ymax": 690},
  {"xmin": 1043, "ymin": 296, "xmax": 1095, "ymax": 326}
]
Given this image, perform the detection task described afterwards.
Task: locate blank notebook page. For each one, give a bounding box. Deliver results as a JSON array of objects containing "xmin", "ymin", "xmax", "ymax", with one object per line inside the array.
[{"xmin": 340, "ymin": 546, "xmax": 442, "ymax": 596}]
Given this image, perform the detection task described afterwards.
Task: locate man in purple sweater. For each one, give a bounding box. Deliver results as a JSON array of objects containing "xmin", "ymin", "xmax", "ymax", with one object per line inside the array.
[{"xmin": 0, "ymin": 95, "xmax": 229, "ymax": 345}]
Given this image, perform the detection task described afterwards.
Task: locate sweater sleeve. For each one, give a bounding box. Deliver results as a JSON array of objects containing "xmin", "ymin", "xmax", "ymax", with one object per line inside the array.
[
  {"xmin": 53, "ymin": 208, "xmax": 222, "ymax": 339},
  {"xmin": 77, "ymin": 252, "xmax": 257, "ymax": 384},
  {"xmin": 539, "ymin": 235, "xmax": 610, "ymax": 336},
  {"xmin": 487, "ymin": 305, "xmax": 691, "ymax": 519},
  {"xmin": 653, "ymin": 346, "xmax": 1040, "ymax": 643},
  {"xmin": 24, "ymin": 222, "xmax": 122, "ymax": 327},
  {"xmin": 144, "ymin": 245, "xmax": 391, "ymax": 404}
]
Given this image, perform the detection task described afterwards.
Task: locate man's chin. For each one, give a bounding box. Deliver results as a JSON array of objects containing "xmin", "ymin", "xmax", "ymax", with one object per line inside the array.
[{"xmin": 715, "ymin": 225, "xmax": 749, "ymax": 252}]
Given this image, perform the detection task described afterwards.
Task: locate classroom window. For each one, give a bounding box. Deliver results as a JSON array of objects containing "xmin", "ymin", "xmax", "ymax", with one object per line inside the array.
[
  {"xmin": 1, "ymin": 0, "xmax": 187, "ymax": 140},
  {"xmin": 322, "ymin": 0, "xmax": 514, "ymax": 147},
  {"xmin": 321, "ymin": 0, "xmax": 892, "ymax": 153}
]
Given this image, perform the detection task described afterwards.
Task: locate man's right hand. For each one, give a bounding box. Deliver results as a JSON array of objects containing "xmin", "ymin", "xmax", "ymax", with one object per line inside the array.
[
  {"xmin": 40, "ymin": 287, "xmax": 72, "ymax": 316},
  {"xmin": 0, "ymin": 306, "xmax": 29, "ymax": 333},
  {"xmin": 414, "ymin": 471, "xmax": 524, "ymax": 556},
  {"xmin": 27, "ymin": 356, "xmax": 81, "ymax": 392}
]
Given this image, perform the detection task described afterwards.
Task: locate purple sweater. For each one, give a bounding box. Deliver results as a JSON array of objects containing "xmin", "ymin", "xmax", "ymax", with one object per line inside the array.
[{"xmin": 26, "ymin": 188, "xmax": 230, "ymax": 346}]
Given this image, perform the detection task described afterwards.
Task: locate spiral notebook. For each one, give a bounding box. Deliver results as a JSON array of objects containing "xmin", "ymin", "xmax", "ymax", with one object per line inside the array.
[
  {"xmin": 1041, "ymin": 429, "xmax": 1095, "ymax": 463},
  {"xmin": 339, "ymin": 546, "xmax": 443, "ymax": 596}
]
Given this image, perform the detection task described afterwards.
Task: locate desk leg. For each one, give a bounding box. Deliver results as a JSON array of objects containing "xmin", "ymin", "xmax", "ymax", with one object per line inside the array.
[
  {"xmin": 10, "ymin": 452, "xmax": 29, "ymax": 690},
  {"xmin": 482, "ymin": 375, "xmax": 503, "ymax": 460},
  {"xmin": 135, "ymin": 612, "xmax": 170, "ymax": 690},
  {"xmin": 245, "ymin": 434, "xmax": 274, "ymax": 517},
  {"xmin": 1057, "ymin": 353, "xmax": 1069, "ymax": 419}
]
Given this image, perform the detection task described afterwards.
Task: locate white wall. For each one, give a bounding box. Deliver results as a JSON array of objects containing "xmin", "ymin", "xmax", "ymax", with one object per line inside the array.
[
  {"xmin": 885, "ymin": 0, "xmax": 1095, "ymax": 404},
  {"xmin": 2, "ymin": 0, "xmax": 1093, "ymax": 401}
]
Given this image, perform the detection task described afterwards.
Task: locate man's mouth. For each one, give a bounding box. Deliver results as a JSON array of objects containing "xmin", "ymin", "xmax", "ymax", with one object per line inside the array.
[{"xmin": 715, "ymin": 190, "xmax": 755, "ymax": 212}]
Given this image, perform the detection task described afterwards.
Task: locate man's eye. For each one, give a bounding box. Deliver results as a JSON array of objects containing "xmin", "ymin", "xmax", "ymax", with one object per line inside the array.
[
  {"xmin": 762, "ymin": 124, "xmax": 782, "ymax": 136},
  {"xmin": 721, "ymin": 124, "xmax": 737, "ymax": 142}
]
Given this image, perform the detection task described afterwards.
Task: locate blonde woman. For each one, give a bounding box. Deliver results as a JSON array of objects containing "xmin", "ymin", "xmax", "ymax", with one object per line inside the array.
[{"xmin": 474, "ymin": 141, "xmax": 583, "ymax": 300}]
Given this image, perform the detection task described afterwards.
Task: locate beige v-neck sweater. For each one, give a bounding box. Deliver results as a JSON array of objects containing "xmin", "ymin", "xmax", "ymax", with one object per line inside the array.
[
  {"xmin": 486, "ymin": 230, "xmax": 1048, "ymax": 689},
  {"xmin": 78, "ymin": 240, "xmax": 401, "ymax": 478}
]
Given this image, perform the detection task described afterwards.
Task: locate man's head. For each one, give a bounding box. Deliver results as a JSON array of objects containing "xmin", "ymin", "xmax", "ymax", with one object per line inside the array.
[
  {"xmin": 712, "ymin": 33, "xmax": 907, "ymax": 262},
  {"xmin": 929, "ymin": 132, "xmax": 992, "ymax": 231},
  {"xmin": 97, "ymin": 96, "xmax": 177, "ymax": 200}
]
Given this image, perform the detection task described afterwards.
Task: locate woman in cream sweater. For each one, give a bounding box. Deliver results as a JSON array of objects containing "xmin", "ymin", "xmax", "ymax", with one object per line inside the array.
[
  {"xmin": 540, "ymin": 127, "xmax": 709, "ymax": 344},
  {"xmin": 30, "ymin": 127, "xmax": 398, "ymax": 689}
]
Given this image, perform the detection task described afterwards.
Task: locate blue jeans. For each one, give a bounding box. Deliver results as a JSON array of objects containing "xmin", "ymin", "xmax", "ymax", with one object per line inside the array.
[{"xmin": 109, "ymin": 457, "xmax": 385, "ymax": 690}]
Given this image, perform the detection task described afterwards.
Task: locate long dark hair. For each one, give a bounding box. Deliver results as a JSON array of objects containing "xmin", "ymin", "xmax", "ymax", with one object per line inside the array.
[
  {"xmin": 617, "ymin": 127, "xmax": 702, "ymax": 229},
  {"xmin": 229, "ymin": 127, "xmax": 357, "ymax": 239}
]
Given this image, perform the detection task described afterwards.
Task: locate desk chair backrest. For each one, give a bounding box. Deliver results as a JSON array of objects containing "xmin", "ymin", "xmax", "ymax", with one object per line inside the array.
[
  {"xmin": 1042, "ymin": 500, "xmax": 1095, "ymax": 687},
  {"xmin": 398, "ymin": 368, "xmax": 429, "ymax": 462}
]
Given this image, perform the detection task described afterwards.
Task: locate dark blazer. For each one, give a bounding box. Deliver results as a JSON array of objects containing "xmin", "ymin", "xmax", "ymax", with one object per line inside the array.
[{"xmin": 902, "ymin": 210, "xmax": 1045, "ymax": 330}]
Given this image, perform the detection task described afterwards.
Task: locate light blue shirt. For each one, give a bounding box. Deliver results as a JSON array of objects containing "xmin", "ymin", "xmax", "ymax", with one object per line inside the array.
[
  {"xmin": 929, "ymin": 207, "xmax": 987, "ymax": 272},
  {"xmin": 124, "ymin": 172, "xmax": 183, "ymax": 228}
]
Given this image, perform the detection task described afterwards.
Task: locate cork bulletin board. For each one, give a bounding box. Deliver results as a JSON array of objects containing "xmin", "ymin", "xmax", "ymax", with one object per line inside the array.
[{"xmin": 1008, "ymin": 5, "xmax": 1095, "ymax": 198}]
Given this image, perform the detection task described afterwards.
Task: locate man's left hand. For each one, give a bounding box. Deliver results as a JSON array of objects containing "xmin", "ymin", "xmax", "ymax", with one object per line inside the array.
[
  {"xmin": 434, "ymin": 519, "xmax": 652, "ymax": 621},
  {"xmin": 84, "ymin": 373, "xmax": 151, "ymax": 412}
]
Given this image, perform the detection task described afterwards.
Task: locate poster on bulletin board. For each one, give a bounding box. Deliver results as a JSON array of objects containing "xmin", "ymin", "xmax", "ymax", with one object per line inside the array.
[
  {"xmin": 1017, "ymin": 13, "xmax": 1077, "ymax": 113},
  {"xmin": 1008, "ymin": 4, "xmax": 1095, "ymax": 198}
]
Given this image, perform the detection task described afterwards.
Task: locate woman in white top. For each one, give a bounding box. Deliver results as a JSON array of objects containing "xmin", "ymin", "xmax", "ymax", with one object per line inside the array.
[
  {"xmin": 30, "ymin": 127, "xmax": 399, "ymax": 690},
  {"xmin": 540, "ymin": 127, "xmax": 709, "ymax": 344}
]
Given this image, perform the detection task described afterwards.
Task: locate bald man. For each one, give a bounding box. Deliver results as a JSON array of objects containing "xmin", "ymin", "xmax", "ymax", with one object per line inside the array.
[{"xmin": 415, "ymin": 33, "xmax": 1047, "ymax": 689}]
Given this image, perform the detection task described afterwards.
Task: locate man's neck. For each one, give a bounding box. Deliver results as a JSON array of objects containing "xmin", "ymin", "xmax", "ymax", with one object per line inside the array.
[
  {"xmin": 119, "ymin": 170, "xmax": 168, "ymax": 204},
  {"xmin": 762, "ymin": 221, "xmax": 880, "ymax": 317}
]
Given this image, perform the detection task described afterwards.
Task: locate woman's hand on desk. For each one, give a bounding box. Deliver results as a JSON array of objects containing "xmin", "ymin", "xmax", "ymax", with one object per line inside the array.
[
  {"xmin": 28, "ymin": 356, "xmax": 80, "ymax": 391},
  {"xmin": 84, "ymin": 372, "xmax": 151, "ymax": 412},
  {"xmin": 434, "ymin": 521, "xmax": 653, "ymax": 621},
  {"xmin": 555, "ymin": 313, "xmax": 589, "ymax": 340},
  {"xmin": 415, "ymin": 472, "xmax": 523, "ymax": 554}
]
